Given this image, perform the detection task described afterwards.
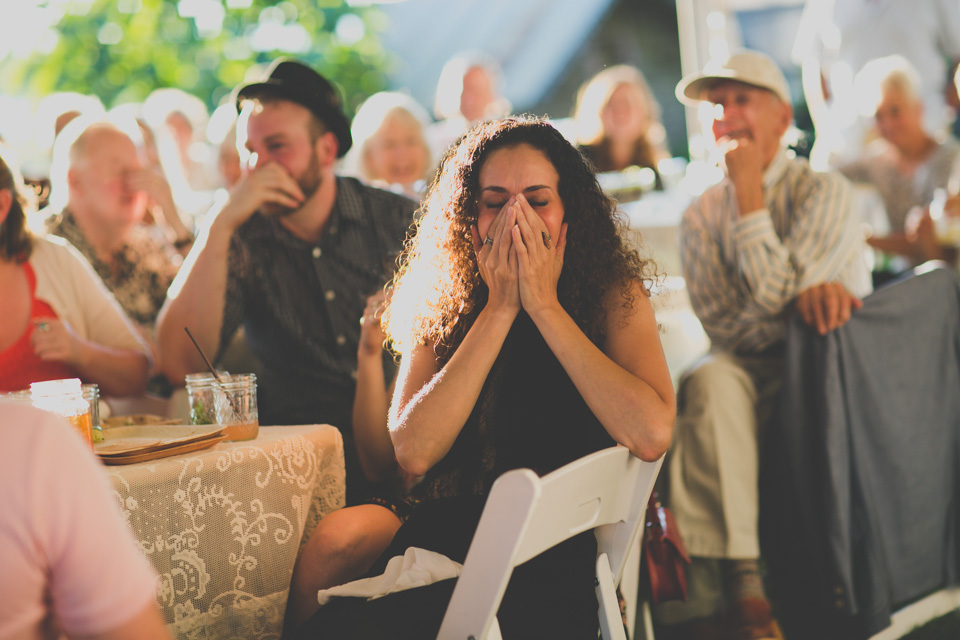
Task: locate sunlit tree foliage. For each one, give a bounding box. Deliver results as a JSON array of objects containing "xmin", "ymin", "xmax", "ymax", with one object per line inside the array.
[{"xmin": 0, "ymin": 0, "xmax": 395, "ymax": 115}]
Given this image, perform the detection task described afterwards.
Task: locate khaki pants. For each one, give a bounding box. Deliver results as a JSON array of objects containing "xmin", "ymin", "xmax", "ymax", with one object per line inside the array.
[{"xmin": 667, "ymin": 350, "xmax": 783, "ymax": 560}]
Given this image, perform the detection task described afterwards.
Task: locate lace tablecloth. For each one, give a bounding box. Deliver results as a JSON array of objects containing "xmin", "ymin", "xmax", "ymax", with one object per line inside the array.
[{"xmin": 102, "ymin": 424, "xmax": 345, "ymax": 640}]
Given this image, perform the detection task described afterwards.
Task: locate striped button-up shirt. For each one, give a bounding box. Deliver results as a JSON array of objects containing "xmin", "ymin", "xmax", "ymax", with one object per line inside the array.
[
  {"xmin": 220, "ymin": 176, "xmax": 416, "ymax": 426},
  {"xmin": 681, "ymin": 148, "xmax": 872, "ymax": 355}
]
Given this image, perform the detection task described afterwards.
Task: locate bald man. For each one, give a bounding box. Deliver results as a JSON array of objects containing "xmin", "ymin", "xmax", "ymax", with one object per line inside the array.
[{"xmin": 45, "ymin": 118, "xmax": 188, "ymax": 334}]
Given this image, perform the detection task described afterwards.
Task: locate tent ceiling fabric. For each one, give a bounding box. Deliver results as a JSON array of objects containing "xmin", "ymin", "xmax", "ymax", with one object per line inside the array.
[{"xmin": 381, "ymin": 0, "xmax": 615, "ymax": 114}]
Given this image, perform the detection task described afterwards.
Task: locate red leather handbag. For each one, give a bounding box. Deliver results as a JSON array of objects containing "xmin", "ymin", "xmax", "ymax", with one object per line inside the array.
[{"xmin": 643, "ymin": 490, "xmax": 691, "ymax": 604}]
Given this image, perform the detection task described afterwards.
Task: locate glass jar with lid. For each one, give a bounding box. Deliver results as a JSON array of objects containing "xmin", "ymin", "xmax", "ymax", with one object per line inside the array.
[{"xmin": 30, "ymin": 378, "xmax": 92, "ymax": 447}]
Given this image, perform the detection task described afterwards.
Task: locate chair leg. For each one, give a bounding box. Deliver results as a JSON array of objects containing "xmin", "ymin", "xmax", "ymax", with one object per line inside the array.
[
  {"xmin": 620, "ymin": 534, "xmax": 642, "ymax": 636},
  {"xmin": 597, "ymin": 553, "xmax": 628, "ymax": 640},
  {"xmin": 638, "ymin": 601, "xmax": 655, "ymax": 640}
]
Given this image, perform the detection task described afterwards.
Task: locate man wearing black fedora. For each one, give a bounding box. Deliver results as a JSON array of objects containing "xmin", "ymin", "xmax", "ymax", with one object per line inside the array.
[{"xmin": 157, "ymin": 58, "xmax": 416, "ymax": 504}]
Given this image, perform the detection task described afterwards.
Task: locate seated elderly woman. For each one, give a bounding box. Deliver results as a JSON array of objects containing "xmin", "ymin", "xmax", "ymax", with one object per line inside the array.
[
  {"xmin": 839, "ymin": 55, "xmax": 960, "ymax": 270},
  {"xmin": 343, "ymin": 91, "xmax": 434, "ymax": 199},
  {"xmin": 290, "ymin": 116, "xmax": 675, "ymax": 639},
  {"xmin": 574, "ymin": 64, "xmax": 671, "ymax": 181},
  {"xmin": 0, "ymin": 146, "xmax": 150, "ymax": 396}
]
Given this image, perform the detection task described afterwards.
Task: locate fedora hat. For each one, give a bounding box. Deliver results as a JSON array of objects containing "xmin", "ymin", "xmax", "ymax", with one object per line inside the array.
[{"xmin": 235, "ymin": 58, "xmax": 353, "ymax": 157}]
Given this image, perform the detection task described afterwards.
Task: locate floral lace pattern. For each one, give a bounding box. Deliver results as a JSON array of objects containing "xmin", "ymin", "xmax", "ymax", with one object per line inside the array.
[{"xmin": 103, "ymin": 425, "xmax": 345, "ymax": 639}]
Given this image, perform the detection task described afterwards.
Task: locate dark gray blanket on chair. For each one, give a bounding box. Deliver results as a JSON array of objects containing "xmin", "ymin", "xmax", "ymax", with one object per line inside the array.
[{"xmin": 760, "ymin": 266, "xmax": 960, "ymax": 639}]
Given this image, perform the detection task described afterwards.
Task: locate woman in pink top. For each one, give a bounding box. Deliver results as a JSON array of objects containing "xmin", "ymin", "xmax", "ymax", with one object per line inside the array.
[{"xmin": 0, "ymin": 402, "xmax": 170, "ymax": 639}]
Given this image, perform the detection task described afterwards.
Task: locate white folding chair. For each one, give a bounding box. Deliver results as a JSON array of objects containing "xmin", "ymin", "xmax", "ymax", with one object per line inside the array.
[{"xmin": 436, "ymin": 445, "xmax": 664, "ymax": 640}]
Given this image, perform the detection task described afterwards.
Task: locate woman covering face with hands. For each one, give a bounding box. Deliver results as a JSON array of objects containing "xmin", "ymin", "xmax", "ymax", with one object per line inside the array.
[
  {"xmin": 472, "ymin": 145, "xmax": 567, "ymax": 319},
  {"xmin": 291, "ymin": 116, "xmax": 674, "ymax": 640}
]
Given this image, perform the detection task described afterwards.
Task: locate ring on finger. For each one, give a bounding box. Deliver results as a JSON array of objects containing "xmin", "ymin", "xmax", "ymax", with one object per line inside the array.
[
  {"xmin": 541, "ymin": 231, "xmax": 552, "ymax": 247},
  {"xmin": 484, "ymin": 237, "xmax": 494, "ymax": 246},
  {"xmin": 37, "ymin": 321, "xmax": 50, "ymax": 332}
]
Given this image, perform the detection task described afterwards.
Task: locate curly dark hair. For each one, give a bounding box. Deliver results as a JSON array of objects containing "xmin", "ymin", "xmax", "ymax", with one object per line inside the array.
[
  {"xmin": 0, "ymin": 145, "xmax": 35, "ymax": 262},
  {"xmin": 383, "ymin": 115, "xmax": 657, "ymax": 358}
]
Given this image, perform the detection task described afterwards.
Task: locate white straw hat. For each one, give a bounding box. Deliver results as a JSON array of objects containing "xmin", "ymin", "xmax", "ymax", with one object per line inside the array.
[{"xmin": 676, "ymin": 50, "xmax": 791, "ymax": 106}]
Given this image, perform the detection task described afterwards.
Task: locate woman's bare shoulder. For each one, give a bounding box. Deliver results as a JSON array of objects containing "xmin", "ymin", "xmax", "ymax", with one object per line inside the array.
[{"xmin": 602, "ymin": 276, "xmax": 652, "ymax": 321}]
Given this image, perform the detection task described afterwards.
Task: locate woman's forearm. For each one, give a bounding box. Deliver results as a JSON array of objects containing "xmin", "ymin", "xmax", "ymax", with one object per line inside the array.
[
  {"xmin": 389, "ymin": 305, "xmax": 516, "ymax": 476},
  {"xmin": 74, "ymin": 341, "xmax": 150, "ymax": 397},
  {"xmin": 352, "ymin": 351, "xmax": 397, "ymax": 483}
]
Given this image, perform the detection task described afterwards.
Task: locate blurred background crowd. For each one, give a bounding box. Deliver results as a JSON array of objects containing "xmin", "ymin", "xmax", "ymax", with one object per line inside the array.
[
  {"xmin": 3, "ymin": 2, "xmax": 960, "ymax": 637},
  {"xmin": 2, "ymin": 0, "xmax": 959, "ymax": 241},
  {"xmin": 2, "ymin": 0, "xmax": 959, "ymax": 233},
  {"xmin": 1, "ymin": 0, "xmax": 959, "ymax": 390}
]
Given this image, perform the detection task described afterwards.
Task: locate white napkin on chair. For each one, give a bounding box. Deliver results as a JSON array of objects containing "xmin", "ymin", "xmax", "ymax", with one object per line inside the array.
[{"xmin": 316, "ymin": 546, "xmax": 463, "ymax": 606}]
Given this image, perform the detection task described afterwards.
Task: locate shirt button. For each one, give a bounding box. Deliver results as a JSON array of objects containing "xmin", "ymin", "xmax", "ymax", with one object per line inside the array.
[
  {"xmin": 325, "ymin": 290, "xmax": 336, "ymax": 301},
  {"xmin": 336, "ymin": 334, "xmax": 347, "ymax": 346},
  {"xmin": 312, "ymin": 247, "xmax": 322, "ymax": 258}
]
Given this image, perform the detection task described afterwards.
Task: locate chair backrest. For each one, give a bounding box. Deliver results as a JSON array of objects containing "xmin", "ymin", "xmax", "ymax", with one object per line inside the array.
[{"xmin": 436, "ymin": 445, "xmax": 664, "ymax": 640}]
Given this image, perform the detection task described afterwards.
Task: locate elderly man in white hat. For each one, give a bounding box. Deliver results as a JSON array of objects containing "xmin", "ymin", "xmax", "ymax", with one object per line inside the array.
[{"xmin": 662, "ymin": 50, "xmax": 872, "ymax": 638}]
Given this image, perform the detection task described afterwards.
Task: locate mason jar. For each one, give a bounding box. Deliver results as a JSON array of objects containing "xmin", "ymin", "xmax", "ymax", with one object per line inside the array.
[
  {"xmin": 30, "ymin": 378, "xmax": 92, "ymax": 447},
  {"xmin": 185, "ymin": 371, "xmax": 227, "ymax": 426},
  {"xmin": 214, "ymin": 373, "xmax": 259, "ymax": 441}
]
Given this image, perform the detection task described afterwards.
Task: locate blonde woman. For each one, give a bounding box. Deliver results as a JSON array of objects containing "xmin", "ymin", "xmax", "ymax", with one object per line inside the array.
[
  {"xmin": 574, "ymin": 64, "xmax": 670, "ymax": 179},
  {"xmin": 344, "ymin": 92, "xmax": 434, "ymax": 199}
]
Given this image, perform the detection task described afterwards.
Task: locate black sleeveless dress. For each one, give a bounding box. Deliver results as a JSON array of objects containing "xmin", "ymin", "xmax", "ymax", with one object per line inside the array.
[{"xmin": 294, "ymin": 313, "xmax": 615, "ymax": 639}]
